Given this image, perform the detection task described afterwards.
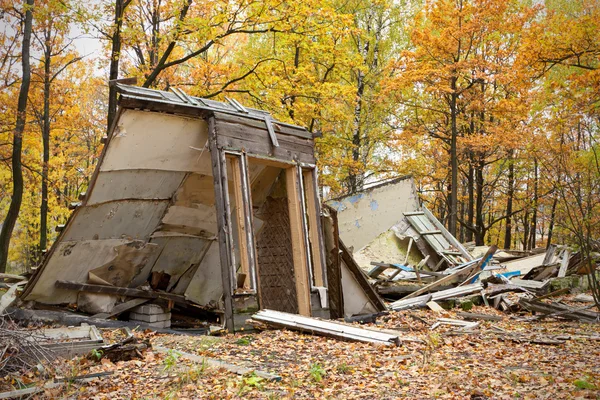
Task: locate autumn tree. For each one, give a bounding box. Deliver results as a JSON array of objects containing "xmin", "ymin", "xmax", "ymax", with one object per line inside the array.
[
  {"xmin": 30, "ymin": 0, "xmax": 83, "ymax": 257},
  {"xmin": 387, "ymin": 0, "xmax": 537, "ymax": 242},
  {"xmin": 0, "ymin": 0, "xmax": 34, "ymax": 273}
]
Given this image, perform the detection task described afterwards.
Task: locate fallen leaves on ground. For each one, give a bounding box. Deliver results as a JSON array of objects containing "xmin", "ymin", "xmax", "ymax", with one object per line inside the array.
[{"xmin": 8, "ymin": 295, "xmax": 600, "ymax": 399}]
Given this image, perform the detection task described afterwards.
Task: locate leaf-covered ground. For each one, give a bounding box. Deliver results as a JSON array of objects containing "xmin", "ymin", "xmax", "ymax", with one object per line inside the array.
[{"xmin": 10, "ymin": 299, "xmax": 600, "ymax": 399}]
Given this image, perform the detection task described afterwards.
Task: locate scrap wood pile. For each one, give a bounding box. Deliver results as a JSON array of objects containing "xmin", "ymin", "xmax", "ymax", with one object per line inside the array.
[
  {"xmin": 366, "ymin": 240, "xmax": 600, "ymax": 322},
  {"xmin": 0, "ymin": 318, "xmax": 56, "ymax": 378}
]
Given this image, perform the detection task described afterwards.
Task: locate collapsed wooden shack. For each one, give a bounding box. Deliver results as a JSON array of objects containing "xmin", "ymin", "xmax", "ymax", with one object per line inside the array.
[{"xmin": 21, "ymin": 84, "xmax": 335, "ymax": 332}]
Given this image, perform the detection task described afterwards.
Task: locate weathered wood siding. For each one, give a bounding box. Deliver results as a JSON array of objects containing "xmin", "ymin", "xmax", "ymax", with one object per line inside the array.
[{"xmin": 213, "ymin": 112, "xmax": 315, "ymax": 165}]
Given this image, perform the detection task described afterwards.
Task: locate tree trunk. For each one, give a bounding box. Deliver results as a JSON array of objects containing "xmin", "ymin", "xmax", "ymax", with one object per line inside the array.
[
  {"xmin": 107, "ymin": 0, "xmax": 131, "ymax": 134},
  {"xmin": 0, "ymin": 0, "xmax": 34, "ymax": 273},
  {"xmin": 503, "ymin": 151, "xmax": 514, "ymax": 249},
  {"xmin": 466, "ymin": 162, "xmax": 474, "ymax": 242},
  {"xmin": 347, "ymin": 52, "xmax": 367, "ymax": 194},
  {"xmin": 448, "ymin": 76, "xmax": 459, "ymax": 237},
  {"xmin": 546, "ymin": 192, "xmax": 558, "ymax": 248},
  {"xmin": 40, "ymin": 22, "xmax": 51, "ymax": 257},
  {"xmin": 474, "ymin": 159, "xmax": 484, "ymax": 246},
  {"xmin": 529, "ymin": 158, "xmax": 538, "ymax": 249},
  {"xmin": 522, "ymin": 210, "xmax": 529, "ymax": 250}
]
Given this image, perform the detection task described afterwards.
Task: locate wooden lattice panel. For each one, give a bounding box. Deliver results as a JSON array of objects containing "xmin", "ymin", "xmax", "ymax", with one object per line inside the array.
[{"xmin": 255, "ymin": 197, "xmax": 298, "ymax": 314}]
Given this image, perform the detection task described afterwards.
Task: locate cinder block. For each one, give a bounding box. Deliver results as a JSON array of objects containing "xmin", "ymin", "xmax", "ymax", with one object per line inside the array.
[
  {"xmin": 131, "ymin": 304, "xmax": 166, "ymax": 315},
  {"xmin": 130, "ymin": 312, "xmax": 171, "ymax": 323}
]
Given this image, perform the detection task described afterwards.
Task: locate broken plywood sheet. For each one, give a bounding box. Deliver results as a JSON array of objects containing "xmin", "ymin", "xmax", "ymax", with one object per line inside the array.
[
  {"xmin": 160, "ymin": 204, "xmax": 218, "ymax": 237},
  {"xmin": 24, "ymin": 240, "xmax": 158, "ymax": 304},
  {"xmin": 339, "ymin": 239, "xmax": 386, "ymax": 317},
  {"xmin": 88, "ymin": 241, "xmax": 159, "ymax": 287},
  {"xmin": 100, "ymin": 109, "xmax": 212, "ymax": 174},
  {"xmin": 341, "ymin": 259, "xmax": 379, "ymax": 317},
  {"xmin": 327, "ymin": 176, "xmax": 420, "ymax": 251},
  {"xmin": 62, "ymin": 201, "xmax": 169, "ymax": 242},
  {"xmin": 86, "ymin": 170, "xmax": 186, "ymax": 205},
  {"xmin": 149, "ymin": 236, "xmax": 213, "ymax": 293},
  {"xmin": 172, "ymin": 173, "xmax": 215, "ymax": 207},
  {"xmin": 500, "ymin": 253, "xmax": 547, "ymax": 276},
  {"xmin": 183, "ymin": 242, "xmax": 223, "ymax": 307}
]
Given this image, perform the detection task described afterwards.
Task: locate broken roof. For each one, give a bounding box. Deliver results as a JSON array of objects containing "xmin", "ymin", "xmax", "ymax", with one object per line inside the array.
[{"xmin": 116, "ymin": 84, "xmax": 312, "ymax": 141}]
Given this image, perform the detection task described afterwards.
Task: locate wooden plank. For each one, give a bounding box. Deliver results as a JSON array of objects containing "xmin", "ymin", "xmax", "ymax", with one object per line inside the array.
[
  {"xmin": 426, "ymin": 301, "xmax": 444, "ymax": 312},
  {"xmin": 390, "ymin": 283, "xmax": 483, "ymax": 311},
  {"xmin": 229, "ymin": 156, "xmax": 250, "ymax": 289},
  {"xmin": 208, "ymin": 116, "xmax": 235, "ymax": 332},
  {"xmin": 154, "ymin": 346, "xmax": 282, "ymax": 381},
  {"xmin": 557, "ymin": 248, "xmax": 570, "ymax": 278},
  {"xmin": 321, "ymin": 204, "xmax": 344, "ymax": 319},
  {"xmin": 55, "ymin": 281, "xmax": 187, "ymax": 302},
  {"xmin": 457, "ymin": 312, "xmax": 502, "ymax": 321},
  {"xmin": 252, "ymin": 309, "xmax": 400, "ymax": 346},
  {"xmin": 0, "ymin": 273, "xmax": 27, "ymax": 281},
  {"xmin": 213, "ymin": 111, "xmax": 311, "ymax": 139},
  {"xmin": 422, "ymin": 207, "xmax": 473, "ymax": 261},
  {"xmin": 302, "ymin": 169, "xmax": 325, "ymax": 287},
  {"xmin": 286, "ymin": 166, "xmax": 312, "ymax": 316},
  {"xmin": 216, "ymin": 131, "xmax": 315, "ymax": 165},
  {"xmin": 420, "ymin": 230, "xmax": 442, "ymax": 235},
  {"xmin": 241, "ymin": 153, "xmax": 259, "ymax": 291},
  {"xmin": 402, "ymin": 265, "xmax": 478, "ymax": 299},
  {"xmin": 91, "ymin": 298, "xmax": 150, "ymax": 319},
  {"xmin": 216, "ymin": 120, "xmax": 314, "ymax": 154}
]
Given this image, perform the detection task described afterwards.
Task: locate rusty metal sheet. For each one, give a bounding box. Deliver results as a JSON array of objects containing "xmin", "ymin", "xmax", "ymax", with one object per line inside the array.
[
  {"xmin": 62, "ymin": 201, "xmax": 169, "ymax": 242},
  {"xmin": 100, "ymin": 109, "xmax": 212, "ymax": 174},
  {"xmin": 87, "ymin": 170, "xmax": 186, "ymax": 205},
  {"xmin": 24, "ymin": 239, "xmax": 157, "ymax": 304}
]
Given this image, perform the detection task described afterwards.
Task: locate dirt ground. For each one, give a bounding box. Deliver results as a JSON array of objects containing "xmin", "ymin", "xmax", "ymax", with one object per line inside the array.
[{"xmin": 5, "ymin": 297, "xmax": 600, "ymax": 399}]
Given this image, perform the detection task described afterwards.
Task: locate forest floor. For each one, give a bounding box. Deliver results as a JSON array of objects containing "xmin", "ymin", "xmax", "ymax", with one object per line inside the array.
[{"xmin": 6, "ymin": 295, "xmax": 600, "ymax": 399}]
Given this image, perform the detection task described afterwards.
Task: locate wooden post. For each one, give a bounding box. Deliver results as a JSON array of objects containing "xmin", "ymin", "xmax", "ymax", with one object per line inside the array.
[
  {"xmin": 208, "ymin": 116, "xmax": 235, "ymax": 332},
  {"xmin": 286, "ymin": 166, "xmax": 311, "ymax": 316},
  {"xmin": 302, "ymin": 169, "xmax": 326, "ymax": 287},
  {"xmin": 229, "ymin": 156, "xmax": 251, "ymax": 289}
]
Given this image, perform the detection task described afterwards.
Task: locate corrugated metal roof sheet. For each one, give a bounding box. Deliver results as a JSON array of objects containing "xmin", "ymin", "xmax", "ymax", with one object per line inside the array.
[{"xmin": 116, "ymin": 84, "xmax": 308, "ymax": 142}]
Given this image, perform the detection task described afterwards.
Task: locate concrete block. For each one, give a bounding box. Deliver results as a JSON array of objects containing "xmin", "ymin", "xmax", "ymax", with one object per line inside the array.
[
  {"xmin": 130, "ymin": 312, "xmax": 171, "ymax": 323},
  {"xmin": 131, "ymin": 304, "xmax": 166, "ymax": 315}
]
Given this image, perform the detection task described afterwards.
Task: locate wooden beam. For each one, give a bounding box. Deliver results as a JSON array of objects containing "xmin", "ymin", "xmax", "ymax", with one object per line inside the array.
[
  {"xmin": 229, "ymin": 156, "xmax": 250, "ymax": 289},
  {"xmin": 302, "ymin": 169, "xmax": 325, "ymax": 287},
  {"xmin": 208, "ymin": 116, "xmax": 235, "ymax": 332},
  {"xmin": 241, "ymin": 153, "xmax": 259, "ymax": 290},
  {"xmin": 55, "ymin": 281, "xmax": 185, "ymax": 303},
  {"xmin": 286, "ymin": 166, "xmax": 312, "ymax": 316},
  {"xmin": 321, "ymin": 204, "xmax": 344, "ymax": 319}
]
